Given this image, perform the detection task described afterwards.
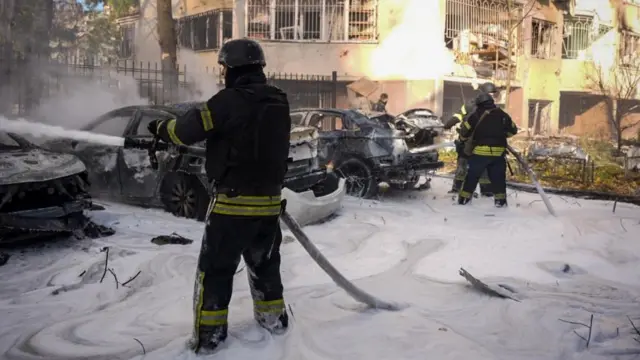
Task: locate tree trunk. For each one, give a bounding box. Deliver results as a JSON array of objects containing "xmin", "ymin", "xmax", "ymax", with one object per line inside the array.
[
  {"xmin": 156, "ymin": 0, "xmax": 178, "ymax": 104},
  {"xmin": 504, "ymin": 0, "xmax": 513, "ymax": 110}
]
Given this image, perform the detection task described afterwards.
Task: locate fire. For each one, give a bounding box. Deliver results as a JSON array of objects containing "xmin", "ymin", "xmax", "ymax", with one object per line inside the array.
[{"xmin": 367, "ymin": 0, "xmax": 455, "ymax": 80}]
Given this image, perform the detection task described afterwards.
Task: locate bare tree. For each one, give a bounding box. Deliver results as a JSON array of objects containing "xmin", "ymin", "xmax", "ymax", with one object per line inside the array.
[{"xmin": 585, "ymin": 37, "xmax": 640, "ymax": 152}]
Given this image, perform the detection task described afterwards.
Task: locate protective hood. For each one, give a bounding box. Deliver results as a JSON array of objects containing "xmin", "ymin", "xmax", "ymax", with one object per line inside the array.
[{"xmin": 0, "ymin": 148, "xmax": 86, "ymax": 186}]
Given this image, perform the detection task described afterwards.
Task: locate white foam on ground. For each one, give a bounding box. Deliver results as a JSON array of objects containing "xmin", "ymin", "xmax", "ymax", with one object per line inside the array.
[{"xmin": 0, "ymin": 178, "xmax": 638, "ymax": 360}]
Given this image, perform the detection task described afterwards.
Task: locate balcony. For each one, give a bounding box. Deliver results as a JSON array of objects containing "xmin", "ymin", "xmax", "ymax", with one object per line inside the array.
[{"xmin": 445, "ymin": 0, "xmax": 523, "ymax": 81}]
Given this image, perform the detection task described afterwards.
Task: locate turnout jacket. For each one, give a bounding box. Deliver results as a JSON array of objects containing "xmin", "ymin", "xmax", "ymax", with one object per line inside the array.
[
  {"xmin": 155, "ymin": 72, "xmax": 292, "ymax": 217},
  {"xmin": 458, "ymin": 103, "xmax": 518, "ymax": 157}
]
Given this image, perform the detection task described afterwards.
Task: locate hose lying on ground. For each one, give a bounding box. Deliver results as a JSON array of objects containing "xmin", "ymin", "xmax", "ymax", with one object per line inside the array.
[
  {"xmin": 280, "ymin": 210, "xmax": 403, "ymax": 311},
  {"xmin": 506, "ymin": 145, "xmax": 557, "ymax": 216}
]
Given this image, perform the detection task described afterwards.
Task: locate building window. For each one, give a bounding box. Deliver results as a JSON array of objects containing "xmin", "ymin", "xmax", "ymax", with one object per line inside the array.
[
  {"xmin": 620, "ymin": 31, "xmax": 640, "ymax": 66},
  {"xmin": 119, "ymin": 23, "xmax": 135, "ymax": 58},
  {"xmin": 178, "ymin": 9, "xmax": 233, "ymax": 51},
  {"xmin": 246, "ymin": 0, "xmax": 378, "ymax": 42},
  {"xmin": 444, "ymin": 0, "xmax": 522, "ymax": 80},
  {"xmin": 531, "ymin": 18, "xmax": 555, "ymax": 59},
  {"xmin": 562, "ymin": 15, "xmax": 612, "ymax": 59}
]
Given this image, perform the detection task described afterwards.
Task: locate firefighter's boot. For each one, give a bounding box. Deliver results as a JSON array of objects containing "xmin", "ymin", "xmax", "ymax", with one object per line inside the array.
[
  {"xmin": 494, "ymin": 198, "xmax": 508, "ymax": 208},
  {"xmin": 190, "ymin": 325, "xmax": 228, "ymax": 354},
  {"xmin": 255, "ymin": 308, "xmax": 289, "ymax": 335}
]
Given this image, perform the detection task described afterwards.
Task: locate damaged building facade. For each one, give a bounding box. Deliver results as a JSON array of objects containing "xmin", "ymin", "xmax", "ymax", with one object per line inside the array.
[{"xmin": 119, "ymin": 0, "xmax": 640, "ymax": 139}]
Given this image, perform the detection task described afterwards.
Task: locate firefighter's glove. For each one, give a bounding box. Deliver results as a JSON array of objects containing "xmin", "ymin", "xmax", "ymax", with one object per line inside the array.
[{"xmin": 147, "ymin": 119, "xmax": 170, "ymax": 143}]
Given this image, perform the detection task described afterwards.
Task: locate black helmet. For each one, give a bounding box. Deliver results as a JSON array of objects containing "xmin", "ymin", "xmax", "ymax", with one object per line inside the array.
[
  {"xmin": 218, "ymin": 38, "xmax": 266, "ymax": 68},
  {"xmin": 478, "ymin": 82, "xmax": 498, "ymax": 94},
  {"xmin": 475, "ymin": 92, "xmax": 494, "ymax": 106}
]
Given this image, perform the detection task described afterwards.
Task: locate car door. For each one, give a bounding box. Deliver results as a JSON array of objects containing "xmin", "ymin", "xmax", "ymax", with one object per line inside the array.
[
  {"xmin": 75, "ymin": 109, "xmax": 136, "ymax": 199},
  {"xmin": 305, "ymin": 111, "xmax": 347, "ymax": 165},
  {"xmin": 117, "ymin": 109, "xmax": 176, "ymax": 201}
]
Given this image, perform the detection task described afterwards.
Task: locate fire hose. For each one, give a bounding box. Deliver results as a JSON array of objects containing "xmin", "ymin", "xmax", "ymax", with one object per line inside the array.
[{"xmin": 123, "ymin": 137, "xmax": 402, "ymax": 311}]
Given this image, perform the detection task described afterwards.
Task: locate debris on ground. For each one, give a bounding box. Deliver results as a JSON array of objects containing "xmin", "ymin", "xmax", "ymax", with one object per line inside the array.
[
  {"xmin": 151, "ymin": 232, "xmax": 194, "ymax": 246},
  {"xmin": 459, "ymin": 267, "xmax": 520, "ymax": 302}
]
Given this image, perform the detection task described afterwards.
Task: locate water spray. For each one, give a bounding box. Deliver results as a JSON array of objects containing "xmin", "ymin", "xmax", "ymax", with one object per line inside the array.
[
  {"xmin": 0, "ymin": 117, "xmax": 125, "ymax": 147},
  {"xmin": 0, "ymin": 116, "xmax": 402, "ymax": 310}
]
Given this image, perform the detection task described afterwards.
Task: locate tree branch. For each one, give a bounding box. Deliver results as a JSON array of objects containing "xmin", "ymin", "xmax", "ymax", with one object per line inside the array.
[{"xmin": 511, "ymin": 0, "xmax": 536, "ymax": 31}]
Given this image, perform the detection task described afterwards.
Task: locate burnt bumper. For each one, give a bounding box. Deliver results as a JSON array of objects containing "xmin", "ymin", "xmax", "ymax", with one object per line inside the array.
[
  {"xmin": 377, "ymin": 152, "xmax": 444, "ymax": 188},
  {"xmin": 0, "ymin": 199, "xmax": 93, "ymax": 244},
  {"xmin": 284, "ymin": 169, "xmax": 328, "ymax": 192}
]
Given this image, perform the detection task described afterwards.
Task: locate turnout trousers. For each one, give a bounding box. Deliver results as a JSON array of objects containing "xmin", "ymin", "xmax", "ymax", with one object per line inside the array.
[
  {"xmin": 458, "ymin": 154, "xmax": 508, "ymax": 207},
  {"xmin": 451, "ymin": 144, "xmax": 492, "ymax": 195},
  {"xmin": 190, "ymin": 193, "xmax": 288, "ymax": 353}
]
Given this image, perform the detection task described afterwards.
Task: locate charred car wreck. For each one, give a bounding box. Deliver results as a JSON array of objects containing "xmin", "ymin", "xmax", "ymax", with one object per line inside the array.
[
  {"xmin": 290, "ymin": 108, "xmax": 445, "ymax": 198},
  {"xmin": 0, "ymin": 132, "xmax": 110, "ymax": 244},
  {"xmin": 43, "ymin": 103, "xmax": 345, "ymax": 225}
]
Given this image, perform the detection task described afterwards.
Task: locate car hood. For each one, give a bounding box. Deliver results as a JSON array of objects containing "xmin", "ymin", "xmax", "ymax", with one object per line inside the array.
[{"xmin": 0, "ymin": 148, "xmax": 87, "ymax": 186}]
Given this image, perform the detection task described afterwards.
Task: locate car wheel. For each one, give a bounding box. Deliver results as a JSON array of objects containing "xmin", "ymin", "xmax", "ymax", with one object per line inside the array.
[
  {"xmin": 160, "ymin": 173, "xmax": 209, "ymax": 221},
  {"xmin": 335, "ymin": 157, "xmax": 377, "ymax": 199}
]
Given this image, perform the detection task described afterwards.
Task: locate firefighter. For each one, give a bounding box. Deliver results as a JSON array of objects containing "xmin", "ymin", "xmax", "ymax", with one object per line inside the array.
[
  {"xmin": 443, "ymin": 82, "xmax": 499, "ymax": 196},
  {"xmin": 147, "ymin": 38, "xmax": 291, "ymax": 353},
  {"xmin": 456, "ymin": 91, "xmax": 518, "ymax": 207},
  {"xmin": 371, "ymin": 93, "xmax": 388, "ymax": 112}
]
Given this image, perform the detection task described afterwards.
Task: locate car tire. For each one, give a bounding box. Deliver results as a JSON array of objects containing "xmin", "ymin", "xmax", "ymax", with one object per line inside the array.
[
  {"xmin": 160, "ymin": 173, "xmax": 209, "ymax": 221},
  {"xmin": 335, "ymin": 157, "xmax": 377, "ymax": 199}
]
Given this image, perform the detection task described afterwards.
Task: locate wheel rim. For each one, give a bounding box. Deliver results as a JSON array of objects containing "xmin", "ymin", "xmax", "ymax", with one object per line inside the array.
[
  {"xmin": 336, "ymin": 162, "xmax": 370, "ymax": 198},
  {"xmin": 170, "ymin": 179, "xmax": 196, "ymax": 218}
]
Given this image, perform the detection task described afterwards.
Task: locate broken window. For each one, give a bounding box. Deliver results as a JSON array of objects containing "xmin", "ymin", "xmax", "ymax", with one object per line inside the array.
[
  {"xmin": 562, "ymin": 15, "xmax": 612, "ymax": 59},
  {"xmin": 531, "ymin": 19, "xmax": 555, "ymax": 59},
  {"xmin": 620, "ymin": 31, "xmax": 640, "ymax": 66},
  {"xmin": 444, "ymin": 0, "xmax": 522, "ymax": 80},
  {"xmin": 177, "ymin": 9, "xmax": 233, "ymax": 51},
  {"xmin": 246, "ymin": 0, "xmax": 377, "ymax": 42}
]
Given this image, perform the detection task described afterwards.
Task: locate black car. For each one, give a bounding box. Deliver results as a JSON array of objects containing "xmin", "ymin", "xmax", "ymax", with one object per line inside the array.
[
  {"xmin": 44, "ymin": 104, "xmax": 339, "ymax": 221},
  {"xmin": 290, "ymin": 108, "xmax": 444, "ymax": 198}
]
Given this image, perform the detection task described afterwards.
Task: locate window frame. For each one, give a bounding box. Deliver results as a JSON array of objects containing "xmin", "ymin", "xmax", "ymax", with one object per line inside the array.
[
  {"xmin": 245, "ymin": 0, "xmax": 379, "ymax": 43},
  {"xmin": 178, "ymin": 9, "xmax": 233, "ymax": 51}
]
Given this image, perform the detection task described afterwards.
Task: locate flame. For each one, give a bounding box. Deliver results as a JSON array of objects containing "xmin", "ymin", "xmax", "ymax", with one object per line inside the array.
[{"xmin": 367, "ymin": 0, "xmax": 455, "ymax": 80}]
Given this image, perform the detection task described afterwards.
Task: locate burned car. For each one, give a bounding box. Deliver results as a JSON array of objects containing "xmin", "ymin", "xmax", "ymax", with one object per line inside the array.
[
  {"xmin": 44, "ymin": 104, "xmax": 345, "ymax": 225},
  {"xmin": 0, "ymin": 131, "xmax": 94, "ymax": 244},
  {"xmin": 290, "ymin": 108, "xmax": 445, "ymax": 198}
]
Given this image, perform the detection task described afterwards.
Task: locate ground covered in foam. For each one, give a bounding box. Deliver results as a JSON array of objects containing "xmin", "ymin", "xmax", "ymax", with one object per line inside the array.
[{"xmin": 0, "ymin": 178, "xmax": 639, "ymax": 360}]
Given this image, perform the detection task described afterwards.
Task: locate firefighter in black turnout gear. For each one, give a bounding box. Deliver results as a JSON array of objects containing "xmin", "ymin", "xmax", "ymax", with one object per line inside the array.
[
  {"xmin": 443, "ymin": 82, "xmax": 499, "ymax": 196},
  {"xmin": 147, "ymin": 38, "xmax": 291, "ymax": 354},
  {"xmin": 456, "ymin": 91, "xmax": 518, "ymax": 207}
]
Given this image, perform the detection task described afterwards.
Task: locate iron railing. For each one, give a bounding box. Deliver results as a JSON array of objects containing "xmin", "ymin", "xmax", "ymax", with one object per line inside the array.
[
  {"xmin": 0, "ymin": 56, "xmax": 344, "ymax": 117},
  {"xmin": 562, "ymin": 15, "xmax": 612, "ymax": 59},
  {"xmin": 531, "ymin": 18, "xmax": 556, "ymax": 59},
  {"xmin": 246, "ymin": 0, "xmax": 377, "ymax": 42}
]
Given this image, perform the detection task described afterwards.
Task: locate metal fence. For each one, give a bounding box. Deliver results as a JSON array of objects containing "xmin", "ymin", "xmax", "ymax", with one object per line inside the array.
[{"xmin": 0, "ymin": 56, "xmax": 343, "ymax": 117}]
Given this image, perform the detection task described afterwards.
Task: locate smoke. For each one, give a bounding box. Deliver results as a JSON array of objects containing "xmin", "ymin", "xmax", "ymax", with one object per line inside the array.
[
  {"xmin": 28, "ymin": 67, "xmax": 149, "ymax": 130},
  {"xmin": 177, "ymin": 49, "xmax": 221, "ymax": 102}
]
